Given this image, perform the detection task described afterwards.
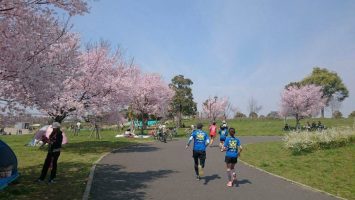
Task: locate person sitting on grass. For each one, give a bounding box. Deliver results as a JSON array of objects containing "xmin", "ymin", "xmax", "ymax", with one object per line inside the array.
[
  {"xmin": 304, "ymin": 121, "xmax": 311, "ymax": 131},
  {"xmin": 311, "ymin": 121, "xmax": 317, "ymax": 131},
  {"xmin": 222, "ymin": 128, "xmax": 242, "ymax": 187},
  {"xmin": 124, "ymin": 128, "xmax": 136, "ymax": 138},
  {"xmin": 317, "ymin": 121, "xmax": 325, "ymax": 130}
]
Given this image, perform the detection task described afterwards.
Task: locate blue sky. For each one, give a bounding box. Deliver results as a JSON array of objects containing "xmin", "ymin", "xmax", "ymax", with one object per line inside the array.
[{"xmin": 71, "ymin": 0, "xmax": 355, "ymax": 116}]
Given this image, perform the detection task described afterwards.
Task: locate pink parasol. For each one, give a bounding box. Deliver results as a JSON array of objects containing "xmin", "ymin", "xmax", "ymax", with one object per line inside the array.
[{"xmin": 35, "ymin": 125, "xmax": 68, "ymax": 144}]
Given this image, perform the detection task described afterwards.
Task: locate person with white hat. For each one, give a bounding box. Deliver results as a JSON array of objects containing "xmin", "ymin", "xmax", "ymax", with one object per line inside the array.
[
  {"xmin": 218, "ymin": 123, "xmax": 229, "ymax": 151},
  {"xmin": 37, "ymin": 122, "xmax": 63, "ymax": 183}
]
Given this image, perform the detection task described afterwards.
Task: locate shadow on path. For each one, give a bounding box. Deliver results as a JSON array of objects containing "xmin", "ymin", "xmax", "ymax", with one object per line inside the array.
[
  {"xmin": 203, "ymin": 174, "xmax": 221, "ymax": 185},
  {"xmin": 90, "ymin": 164, "xmax": 176, "ymax": 200},
  {"xmin": 236, "ymin": 179, "xmax": 252, "ymax": 187},
  {"xmin": 111, "ymin": 143, "xmax": 160, "ymax": 154}
]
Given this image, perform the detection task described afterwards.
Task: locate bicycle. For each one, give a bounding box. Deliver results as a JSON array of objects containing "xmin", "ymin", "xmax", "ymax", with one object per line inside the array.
[
  {"xmin": 166, "ymin": 127, "xmax": 177, "ymax": 139},
  {"xmin": 185, "ymin": 128, "xmax": 193, "ymax": 137},
  {"xmin": 165, "ymin": 129, "xmax": 173, "ymax": 141}
]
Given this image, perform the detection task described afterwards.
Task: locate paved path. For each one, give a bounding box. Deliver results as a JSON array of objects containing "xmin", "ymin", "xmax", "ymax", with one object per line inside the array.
[{"xmin": 89, "ymin": 136, "xmax": 338, "ymax": 200}]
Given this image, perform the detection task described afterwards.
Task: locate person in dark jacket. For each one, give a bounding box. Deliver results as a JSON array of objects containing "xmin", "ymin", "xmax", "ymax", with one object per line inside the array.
[{"xmin": 37, "ymin": 122, "xmax": 63, "ymax": 183}]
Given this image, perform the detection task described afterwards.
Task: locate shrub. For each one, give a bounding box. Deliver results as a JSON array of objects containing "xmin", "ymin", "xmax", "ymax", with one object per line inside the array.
[
  {"xmin": 284, "ymin": 127, "xmax": 355, "ymax": 153},
  {"xmin": 234, "ymin": 112, "xmax": 246, "ymax": 118},
  {"xmin": 266, "ymin": 111, "xmax": 281, "ymax": 119},
  {"xmin": 332, "ymin": 111, "xmax": 343, "ymax": 118},
  {"xmin": 349, "ymin": 111, "xmax": 355, "ymax": 118},
  {"xmin": 249, "ymin": 112, "xmax": 258, "ymax": 119}
]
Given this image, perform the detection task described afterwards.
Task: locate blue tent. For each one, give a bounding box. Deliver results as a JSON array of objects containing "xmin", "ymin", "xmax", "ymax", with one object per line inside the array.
[{"xmin": 0, "ymin": 140, "xmax": 19, "ymax": 190}]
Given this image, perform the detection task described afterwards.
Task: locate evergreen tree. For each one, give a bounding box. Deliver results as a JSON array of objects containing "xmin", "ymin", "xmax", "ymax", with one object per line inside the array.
[
  {"xmin": 301, "ymin": 67, "xmax": 349, "ymax": 117},
  {"xmin": 169, "ymin": 75, "xmax": 197, "ymax": 127}
]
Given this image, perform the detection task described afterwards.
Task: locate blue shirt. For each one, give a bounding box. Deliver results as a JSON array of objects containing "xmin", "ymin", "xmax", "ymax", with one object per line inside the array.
[
  {"xmin": 219, "ymin": 128, "xmax": 229, "ymax": 140},
  {"xmin": 188, "ymin": 129, "xmax": 210, "ymax": 151},
  {"xmin": 224, "ymin": 136, "xmax": 241, "ymax": 158}
]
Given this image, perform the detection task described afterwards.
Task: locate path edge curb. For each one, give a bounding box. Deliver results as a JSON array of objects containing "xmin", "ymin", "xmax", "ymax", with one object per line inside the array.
[
  {"xmin": 239, "ymin": 160, "xmax": 347, "ymax": 200},
  {"xmin": 82, "ymin": 143, "xmax": 139, "ymax": 200}
]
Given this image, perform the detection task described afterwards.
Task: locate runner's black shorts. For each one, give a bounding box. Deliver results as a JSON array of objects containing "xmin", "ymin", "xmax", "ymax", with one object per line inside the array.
[
  {"xmin": 193, "ymin": 150, "xmax": 206, "ymax": 160},
  {"xmin": 225, "ymin": 156, "xmax": 238, "ymax": 164}
]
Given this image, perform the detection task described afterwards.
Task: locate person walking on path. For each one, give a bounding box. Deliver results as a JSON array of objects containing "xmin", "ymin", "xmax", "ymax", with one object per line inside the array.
[
  {"xmin": 209, "ymin": 122, "xmax": 217, "ymax": 147},
  {"xmin": 37, "ymin": 122, "xmax": 63, "ymax": 183},
  {"xmin": 185, "ymin": 123, "xmax": 210, "ymax": 180},
  {"xmin": 218, "ymin": 123, "xmax": 229, "ymax": 151},
  {"xmin": 222, "ymin": 128, "xmax": 242, "ymax": 187}
]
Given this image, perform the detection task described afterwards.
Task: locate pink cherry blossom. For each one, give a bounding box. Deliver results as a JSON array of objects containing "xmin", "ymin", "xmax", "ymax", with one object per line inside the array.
[
  {"xmin": 130, "ymin": 70, "xmax": 175, "ymax": 118},
  {"xmin": 280, "ymin": 84, "xmax": 327, "ymax": 126},
  {"xmin": 202, "ymin": 96, "xmax": 229, "ymax": 121},
  {"xmin": 1, "ymin": 0, "xmax": 88, "ymax": 113}
]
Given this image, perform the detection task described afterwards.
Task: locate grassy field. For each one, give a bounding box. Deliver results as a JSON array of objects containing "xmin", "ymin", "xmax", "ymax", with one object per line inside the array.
[
  {"xmin": 0, "ymin": 129, "xmax": 150, "ymax": 200},
  {"xmin": 241, "ymin": 141, "xmax": 355, "ymax": 200},
  {"xmin": 1, "ymin": 118, "xmax": 353, "ymax": 199},
  {"xmin": 180, "ymin": 117, "xmax": 355, "ymax": 136}
]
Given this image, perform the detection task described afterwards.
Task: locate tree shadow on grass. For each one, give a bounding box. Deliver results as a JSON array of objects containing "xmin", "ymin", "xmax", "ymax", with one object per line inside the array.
[
  {"xmin": 203, "ymin": 174, "xmax": 221, "ymax": 185},
  {"xmin": 90, "ymin": 164, "xmax": 176, "ymax": 200},
  {"xmin": 1, "ymin": 161, "xmax": 94, "ymax": 200},
  {"xmin": 62, "ymin": 140, "xmax": 138, "ymax": 155}
]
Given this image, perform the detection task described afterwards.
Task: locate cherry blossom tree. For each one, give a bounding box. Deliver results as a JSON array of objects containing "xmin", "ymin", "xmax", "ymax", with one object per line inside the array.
[
  {"xmin": 280, "ymin": 84, "xmax": 327, "ymax": 128},
  {"xmin": 1, "ymin": 40, "xmax": 134, "ymax": 123},
  {"xmin": 0, "ymin": 0, "xmax": 88, "ymax": 111},
  {"xmin": 202, "ymin": 96, "xmax": 229, "ymax": 121},
  {"xmin": 0, "ymin": 0, "xmax": 87, "ymax": 15},
  {"xmin": 41, "ymin": 43, "xmax": 133, "ymax": 123},
  {"xmin": 1, "ymin": 32, "xmax": 82, "ymax": 119},
  {"xmin": 130, "ymin": 70, "xmax": 174, "ymax": 134}
]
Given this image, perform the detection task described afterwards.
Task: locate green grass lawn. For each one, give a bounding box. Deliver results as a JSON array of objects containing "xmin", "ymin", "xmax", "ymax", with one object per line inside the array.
[
  {"xmin": 241, "ymin": 141, "xmax": 355, "ymax": 200},
  {"xmin": 180, "ymin": 117, "xmax": 354, "ymax": 136},
  {"xmin": 0, "ymin": 129, "xmax": 150, "ymax": 200},
  {"xmin": 1, "ymin": 118, "xmax": 353, "ymax": 199}
]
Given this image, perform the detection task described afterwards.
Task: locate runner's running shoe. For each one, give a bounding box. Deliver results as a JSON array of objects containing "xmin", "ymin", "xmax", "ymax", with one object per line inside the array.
[
  {"xmin": 198, "ymin": 165, "xmax": 204, "ymax": 176},
  {"xmin": 232, "ymin": 172, "xmax": 237, "ymax": 184},
  {"xmin": 226, "ymin": 181, "xmax": 233, "ymax": 187}
]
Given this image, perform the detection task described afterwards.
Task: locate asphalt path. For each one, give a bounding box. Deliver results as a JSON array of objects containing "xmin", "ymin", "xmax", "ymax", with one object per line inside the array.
[{"xmin": 89, "ymin": 136, "xmax": 338, "ymax": 200}]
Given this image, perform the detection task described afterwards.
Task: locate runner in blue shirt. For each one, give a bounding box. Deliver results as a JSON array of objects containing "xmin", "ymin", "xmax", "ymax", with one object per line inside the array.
[
  {"xmin": 218, "ymin": 123, "xmax": 229, "ymax": 151},
  {"xmin": 222, "ymin": 128, "xmax": 242, "ymax": 187},
  {"xmin": 186, "ymin": 123, "xmax": 210, "ymax": 180}
]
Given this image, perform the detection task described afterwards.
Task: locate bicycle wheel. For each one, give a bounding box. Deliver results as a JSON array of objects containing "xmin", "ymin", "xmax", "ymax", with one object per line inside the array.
[
  {"xmin": 168, "ymin": 132, "xmax": 173, "ymax": 141},
  {"xmin": 163, "ymin": 134, "xmax": 167, "ymax": 143}
]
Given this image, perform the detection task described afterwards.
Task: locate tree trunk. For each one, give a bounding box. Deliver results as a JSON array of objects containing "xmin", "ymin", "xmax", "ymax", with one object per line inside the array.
[
  {"xmin": 295, "ymin": 114, "xmax": 300, "ymax": 130},
  {"xmin": 321, "ymin": 107, "xmax": 325, "ymax": 118},
  {"xmin": 178, "ymin": 104, "xmax": 182, "ymax": 128},
  {"xmin": 140, "ymin": 113, "xmax": 145, "ymax": 135},
  {"xmin": 95, "ymin": 126, "xmax": 100, "ymax": 139},
  {"xmin": 95, "ymin": 123, "xmax": 101, "ymax": 139},
  {"xmin": 53, "ymin": 115, "xmax": 66, "ymax": 123}
]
